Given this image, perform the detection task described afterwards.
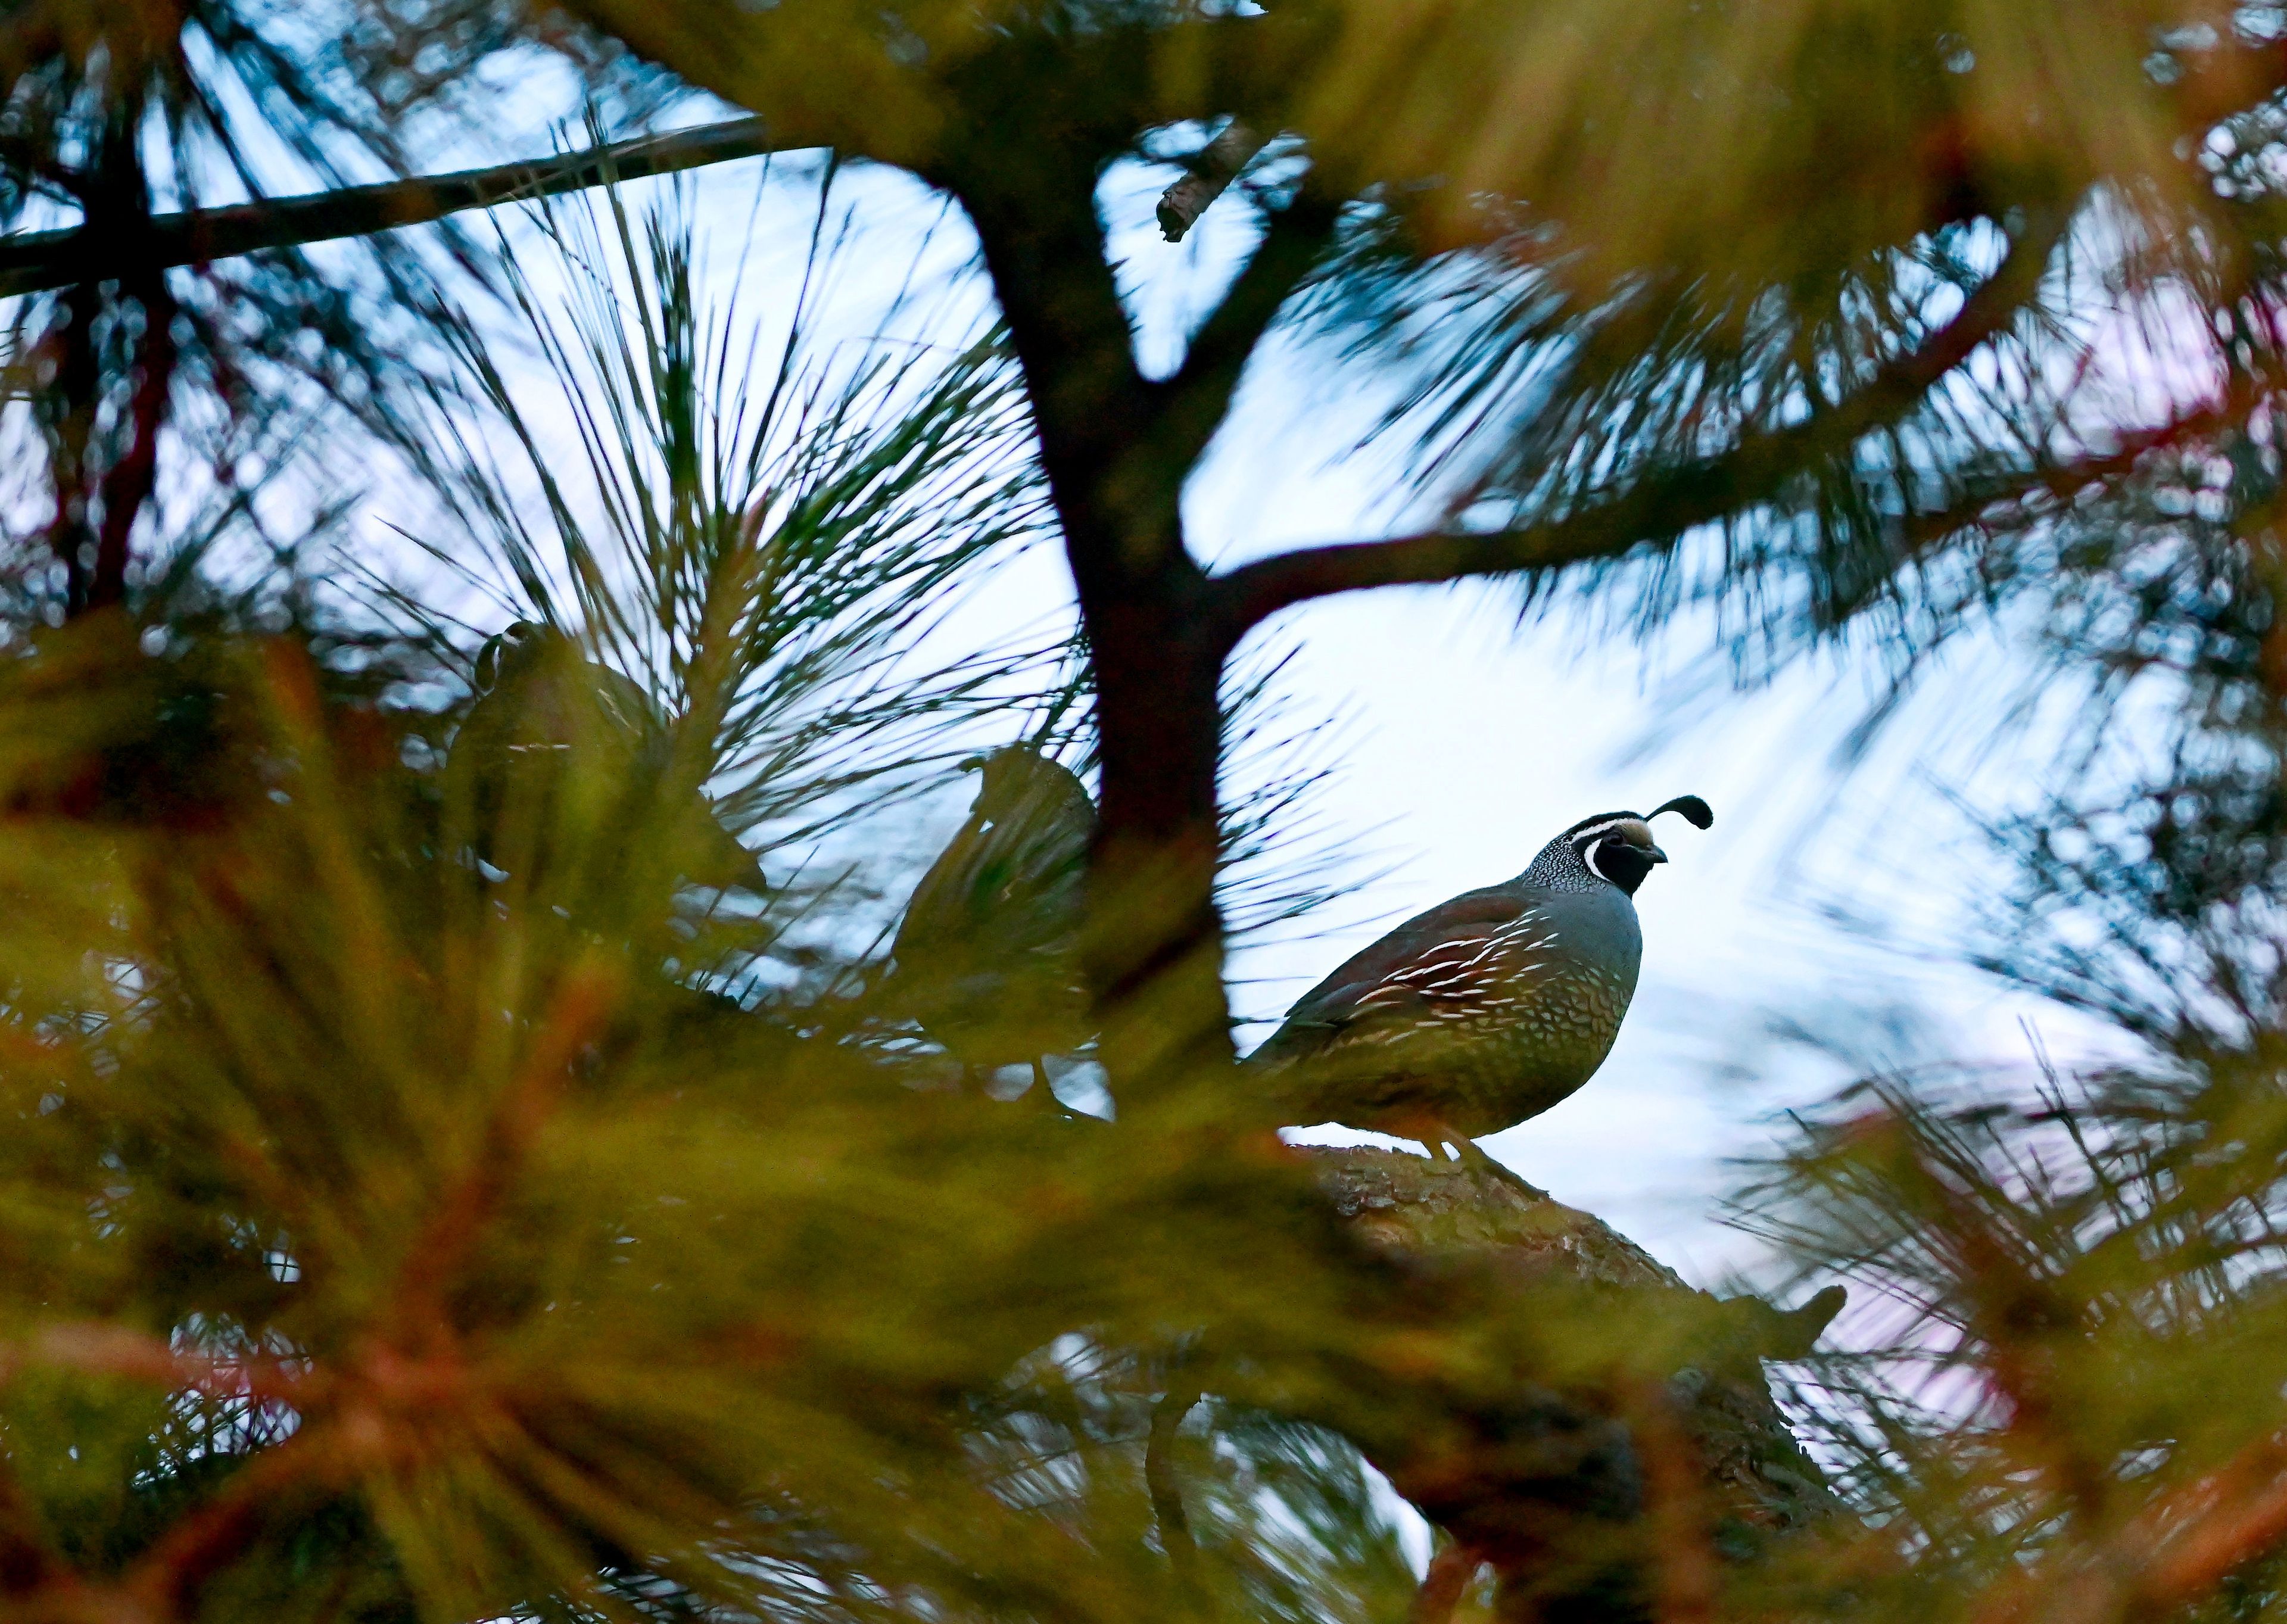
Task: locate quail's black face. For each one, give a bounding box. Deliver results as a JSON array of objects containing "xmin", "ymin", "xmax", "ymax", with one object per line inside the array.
[
  {"xmin": 1569, "ymin": 816, "xmax": 1668, "ymax": 896},
  {"xmin": 1556, "ymin": 794, "xmax": 1712, "ymax": 896}
]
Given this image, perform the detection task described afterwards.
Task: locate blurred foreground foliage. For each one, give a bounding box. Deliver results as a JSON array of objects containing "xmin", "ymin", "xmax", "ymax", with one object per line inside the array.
[
  {"xmin": 0, "ymin": 584, "xmax": 1811, "ymax": 1624},
  {"xmin": 0, "ymin": 187, "xmax": 1810, "ymax": 1624},
  {"xmin": 0, "ymin": 200, "xmax": 1414, "ymax": 1619},
  {"xmin": 21, "ymin": 2, "xmax": 2287, "ymax": 1624}
]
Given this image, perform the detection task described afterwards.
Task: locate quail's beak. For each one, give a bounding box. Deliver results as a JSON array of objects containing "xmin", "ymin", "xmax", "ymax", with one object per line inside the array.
[
  {"xmin": 1646, "ymin": 844, "xmax": 1669, "ymax": 864},
  {"xmin": 958, "ymin": 753, "xmax": 988, "ymax": 772}
]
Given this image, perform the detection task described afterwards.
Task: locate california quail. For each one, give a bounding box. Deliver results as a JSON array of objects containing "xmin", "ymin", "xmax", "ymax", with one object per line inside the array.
[
  {"xmin": 451, "ymin": 620, "xmax": 766, "ymax": 895},
  {"xmin": 890, "ymin": 743, "xmax": 1095, "ymax": 1085},
  {"xmin": 1253, "ymin": 796, "xmax": 1713, "ymax": 1167}
]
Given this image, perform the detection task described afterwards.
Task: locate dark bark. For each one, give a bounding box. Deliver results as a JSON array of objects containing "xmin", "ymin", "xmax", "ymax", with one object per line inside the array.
[
  {"xmin": 934, "ymin": 51, "xmax": 1244, "ymax": 1095},
  {"xmin": 925, "ymin": 32, "xmax": 1355, "ymax": 1102},
  {"xmin": 39, "ymin": 96, "xmax": 159, "ymax": 619},
  {"xmin": 89, "ymin": 264, "xmax": 176, "ymax": 612},
  {"xmin": 36, "ymin": 276, "xmax": 99, "ymax": 610}
]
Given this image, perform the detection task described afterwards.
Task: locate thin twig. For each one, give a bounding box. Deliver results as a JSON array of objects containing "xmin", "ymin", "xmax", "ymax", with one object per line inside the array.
[
  {"xmin": 1157, "ymin": 121, "xmax": 1267, "ymax": 242},
  {"xmin": 2145, "ymin": 1466, "xmax": 2287, "ymax": 1603}
]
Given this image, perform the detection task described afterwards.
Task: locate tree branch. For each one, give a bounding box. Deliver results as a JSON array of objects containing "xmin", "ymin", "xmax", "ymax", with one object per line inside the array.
[
  {"xmin": 1207, "ymin": 208, "xmax": 2071, "ymax": 643},
  {"xmin": 1962, "ymin": 1425, "xmax": 2287, "ymax": 1624},
  {"xmin": 1297, "ymin": 1148, "xmax": 1842, "ymax": 1607},
  {"xmin": 0, "ymin": 117, "xmax": 802, "ymax": 301},
  {"xmin": 1210, "ymin": 397, "xmax": 2223, "ymax": 646},
  {"xmin": 1886, "ymin": 400, "xmax": 2235, "ymax": 557},
  {"xmin": 390, "ymin": 959, "xmax": 621, "ymax": 1342}
]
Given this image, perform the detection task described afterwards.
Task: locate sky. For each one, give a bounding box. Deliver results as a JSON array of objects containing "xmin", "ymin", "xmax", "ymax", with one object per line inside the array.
[
  {"xmin": 1177, "ymin": 371, "xmax": 2111, "ymax": 1286},
  {"xmin": 391, "ymin": 129, "xmax": 2138, "ymax": 1293}
]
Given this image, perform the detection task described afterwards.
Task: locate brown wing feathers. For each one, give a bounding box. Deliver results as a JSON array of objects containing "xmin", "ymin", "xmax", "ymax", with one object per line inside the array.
[{"xmin": 1257, "ymin": 890, "xmax": 1545, "ymax": 1060}]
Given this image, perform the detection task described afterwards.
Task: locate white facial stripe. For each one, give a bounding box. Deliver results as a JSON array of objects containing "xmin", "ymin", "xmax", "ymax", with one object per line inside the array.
[{"xmin": 1567, "ymin": 818, "xmax": 1633, "ymax": 852}]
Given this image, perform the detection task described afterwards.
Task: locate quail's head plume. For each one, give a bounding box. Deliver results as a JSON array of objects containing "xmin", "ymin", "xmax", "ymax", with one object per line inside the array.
[{"xmin": 1254, "ymin": 794, "xmax": 1712, "ymax": 1174}]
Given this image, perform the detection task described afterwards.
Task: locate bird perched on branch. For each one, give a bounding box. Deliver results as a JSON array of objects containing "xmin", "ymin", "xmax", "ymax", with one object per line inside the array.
[
  {"xmin": 1254, "ymin": 796, "xmax": 1713, "ymax": 1171},
  {"xmin": 890, "ymin": 743, "xmax": 1095, "ymax": 1086},
  {"xmin": 450, "ymin": 619, "xmax": 765, "ymax": 896}
]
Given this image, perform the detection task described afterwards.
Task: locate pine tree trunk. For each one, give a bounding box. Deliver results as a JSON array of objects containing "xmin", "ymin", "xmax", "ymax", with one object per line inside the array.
[{"xmin": 943, "ymin": 132, "xmax": 1245, "ymax": 1100}]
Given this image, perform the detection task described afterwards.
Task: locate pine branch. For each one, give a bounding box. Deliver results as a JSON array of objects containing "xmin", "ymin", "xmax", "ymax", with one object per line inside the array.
[
  {"xmin": 1207, "ymin": 208, "xmax": 2071, "ymax": 642},
  {"xmin": 2139, "ymin": 1432, "xmax": 2287, "ymax": 1607},
  {"xmin": 1407, "ymin": 1543, "xmax": 1481, "ymax": 1624},
  {"xmin": 1969, "ymin": 1426, "xmax": 2287, "ymax": 1624},
  {"xmin": 1883, "ymin": 398, "xmax": 2235, "ymax": 555},
  {"xmin": 389, "ymin": 960, "xmax": 621, "ymax": 1336},
  {"xmin": 1301, "ymin": 1148, "xmax": 1844, "ymax": 1599},
  {"xmin": 0, "ymin": 117, "xmax": 803, "ymax": 300}
]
